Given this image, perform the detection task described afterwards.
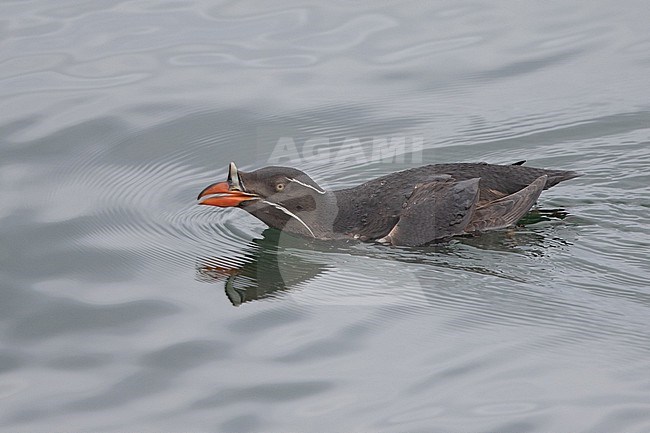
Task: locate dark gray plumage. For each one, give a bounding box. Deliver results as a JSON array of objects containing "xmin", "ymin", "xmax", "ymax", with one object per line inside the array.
[
  {"xmin": 380, "ymin": 178, "xmax": 480, "ymax": 246},
  {"xmin": 464, "ymin": 175, "xmax": 547, "ymax": 233},
  {"xmin": 198, "ymin": 161, "xmax": 582, "ymax": 246}
]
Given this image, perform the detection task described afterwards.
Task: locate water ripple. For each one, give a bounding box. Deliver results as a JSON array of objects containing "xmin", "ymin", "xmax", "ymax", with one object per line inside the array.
[{"xmin": 3, "ymin": 1, "xmax": 650, "ymax": 432}]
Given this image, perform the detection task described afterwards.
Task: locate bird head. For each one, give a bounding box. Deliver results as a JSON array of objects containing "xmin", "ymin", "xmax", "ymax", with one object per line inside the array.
[{"xmin": 197, "ymin": 162, "xmax": 329, "ymax": 237}]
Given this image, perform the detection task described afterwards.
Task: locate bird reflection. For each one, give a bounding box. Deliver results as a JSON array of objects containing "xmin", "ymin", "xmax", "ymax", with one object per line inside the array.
[
  {"xmin": 195, "ymin": 229, "xmax": 330, "ymax": 306},
  {"xmin": 196, "ymin": 208, "xmax": 573, "ymax": 306}
]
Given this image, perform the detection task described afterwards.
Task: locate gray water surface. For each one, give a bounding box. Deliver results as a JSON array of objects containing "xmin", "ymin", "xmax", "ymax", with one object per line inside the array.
[{"xmin": 2, "ymin": 1, "xmax": 650, "ymax": 432}]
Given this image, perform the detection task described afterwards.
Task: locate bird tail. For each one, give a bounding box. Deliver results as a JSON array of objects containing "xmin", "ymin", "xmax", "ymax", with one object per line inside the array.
[
  {"xmin": 466, "ymin": 175, "xmax": 547, "ymax": 232},
  {"xmin": 543, "ymin": 169, "xmax": 582, "ymax": 189}
]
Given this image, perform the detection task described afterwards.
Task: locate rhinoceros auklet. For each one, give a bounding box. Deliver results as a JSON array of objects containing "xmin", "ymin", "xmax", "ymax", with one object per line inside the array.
[{"xmin": 198, "ymin": 161, "xmax": 580, "ymax": 246}]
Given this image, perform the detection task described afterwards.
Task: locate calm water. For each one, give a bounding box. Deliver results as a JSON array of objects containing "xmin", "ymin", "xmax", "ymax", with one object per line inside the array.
[{"xmin": 2, "ymin": 1, "xmax": 650, "ymax": 432}]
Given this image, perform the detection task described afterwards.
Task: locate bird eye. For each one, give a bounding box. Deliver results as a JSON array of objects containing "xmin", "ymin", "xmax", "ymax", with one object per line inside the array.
[{"xmin": 275, "ymin": 183, "xmax": 285, "ymax": 192}]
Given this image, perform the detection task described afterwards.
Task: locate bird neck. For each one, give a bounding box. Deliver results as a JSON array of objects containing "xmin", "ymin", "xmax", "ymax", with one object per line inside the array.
[{"xmin": 246, "ymin": 191, "xmax": 344, "ymax": 240}]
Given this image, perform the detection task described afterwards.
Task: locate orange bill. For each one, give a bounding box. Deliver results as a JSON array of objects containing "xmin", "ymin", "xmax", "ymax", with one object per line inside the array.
[{"xmin": 197, "ymin": 181, "xmax": 258, "ymax": 207}]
